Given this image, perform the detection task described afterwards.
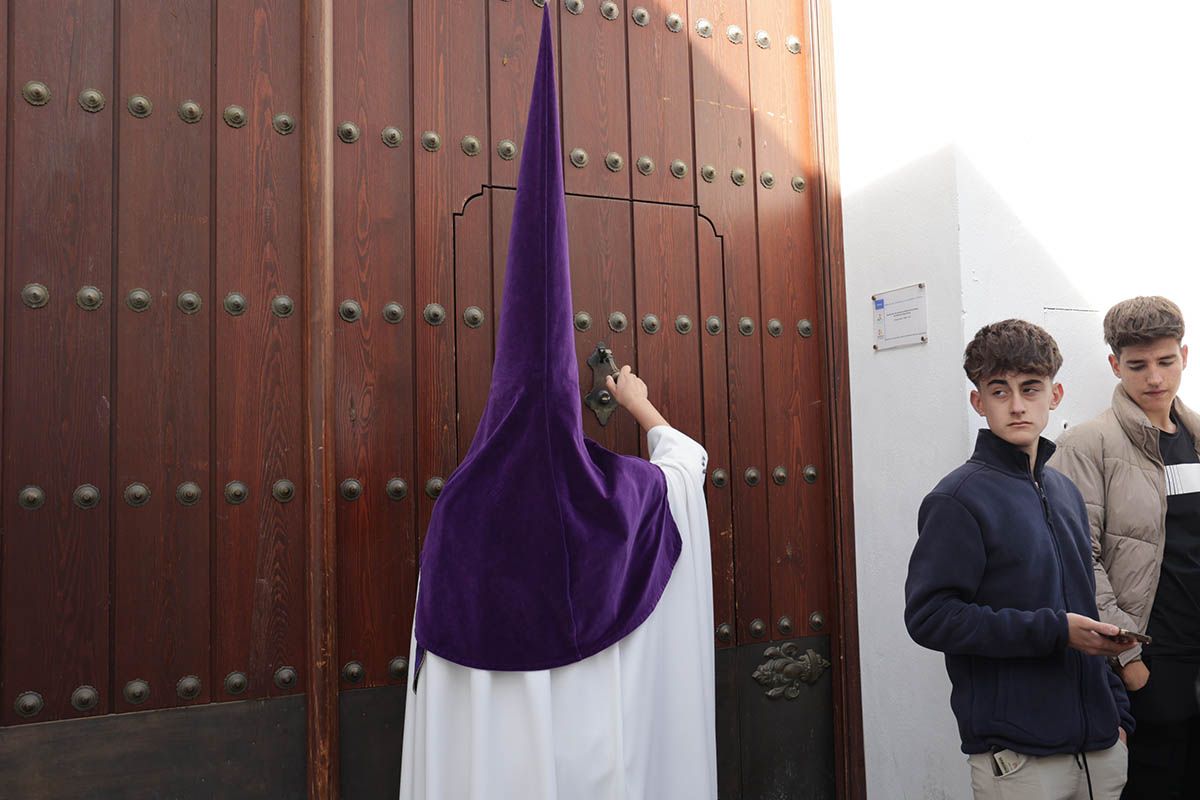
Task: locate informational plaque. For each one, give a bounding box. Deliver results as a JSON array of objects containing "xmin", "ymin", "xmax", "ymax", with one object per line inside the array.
[{"xmin": 872, "ymin": 282, "xmax": 928, "ymax": 351}]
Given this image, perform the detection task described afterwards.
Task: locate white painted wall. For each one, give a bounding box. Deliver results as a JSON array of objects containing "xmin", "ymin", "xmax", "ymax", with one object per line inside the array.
[{"xmin": 832, "ymin": 3, "xmax": 1200, "ymax": 797}]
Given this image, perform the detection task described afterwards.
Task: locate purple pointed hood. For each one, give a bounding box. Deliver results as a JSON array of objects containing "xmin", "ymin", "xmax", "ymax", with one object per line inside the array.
[{"xmin": 413, "ymin": 7, "xmax": 681, "ymax": 671}]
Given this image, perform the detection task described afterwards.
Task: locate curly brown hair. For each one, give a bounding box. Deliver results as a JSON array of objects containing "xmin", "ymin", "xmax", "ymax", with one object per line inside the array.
[
  {"xmin": 1103, "ymin": 296, "xmax": 1185, "ymax": 355},
  {"xmin": 963, "ymin": 319, "xmax": 1063, "ymax": 386}
]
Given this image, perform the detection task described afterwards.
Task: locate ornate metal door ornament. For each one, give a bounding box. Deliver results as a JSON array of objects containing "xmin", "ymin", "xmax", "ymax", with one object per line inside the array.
[{"xmin": 752, "ymin": 643, "xmax": 831, "ymax": 698}]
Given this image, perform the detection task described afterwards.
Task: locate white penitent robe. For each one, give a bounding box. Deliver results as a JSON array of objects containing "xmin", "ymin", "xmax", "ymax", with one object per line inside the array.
[{"xmin": 399, "ymin": 425, "xmax": 717, "ymax": 800}]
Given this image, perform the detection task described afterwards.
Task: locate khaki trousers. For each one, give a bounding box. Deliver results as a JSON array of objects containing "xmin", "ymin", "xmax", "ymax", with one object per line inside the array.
[{"xmin": 968, "ymin": 742, "xmax": 1128, "ymax": 800}]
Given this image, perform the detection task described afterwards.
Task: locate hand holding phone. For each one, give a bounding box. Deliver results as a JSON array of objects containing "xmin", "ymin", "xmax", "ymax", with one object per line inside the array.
[{"xmin": 1101, "ymin": 628, "xmax": 1152, "ymax": 645}]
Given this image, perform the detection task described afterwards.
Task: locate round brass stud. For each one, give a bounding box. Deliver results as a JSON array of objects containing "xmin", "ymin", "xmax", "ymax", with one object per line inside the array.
[
  {"xmin": 566, "ymin": 0, "xmax": 584, "ymax": 15},
  {"xmin": 798, "ymin": 318, "xmax": 814, "ymax": 338},
  {"xmin": 731, "ymin": 167, "xmax": 747, "ymax": 186},
  {"xmin": 570, "ymin": 147, "xmax": 589, "ymax": 168},
  {"xmin": 767, "ymin": 318, "xmax": 783, "ymax": 337},
  {"xmin": 382, "ymin": 302, "xmax": 405, "ymax": 324},
  {"xmin": 224, "ymin": 481, "xmax": 248, "ymax": 505},
  {"xmin": 772, "ymin": 466, "xmax": 788, "ymax": 486},
  {"xmin": 745, "ymin": 467, "xmax": 761, "ymax": 487},
  {"xmin": 386, "ymin": 478, "xmax": 409, "ymax": 501},
  {"xmin": 21, "ymin": 283, "xmax": 49, "ymax": 309},
  {"xmin": 792, "ymin": 175, "xmax": 807, "ymax": 193},
  {"xmin": 423, "ymin": 303, "xmax": 446, "ymax": 326},
  {"xmin": 803, "ymin": 465, "xmax": 818, "ymax": 484},
  {"xmin": 670, "ymin": 159, "xmax": 688, "ymax": 179},
  {"xmin": 272, "ymin": 113, "xmax": 296, "ymax": 135},
  {"xmin": 608, "ymin": 311, "xmax": 628, "ymax": 332},
  {"xmin": 786, "ymin": 35, "xmax": 802, "ymax": 55},
  {"xmin": 224, "ymin": 671, "xmax": 248, "ymax": 695},
  {"xmin": 177, "ymin": 291, "xmax": 202, "ymax": 315},
  {"xmin": 705, "ymin": 315, "xmax": 722, "ymax": 335},
  {"xmin": 176, "ymin": 482, "xmax": 202, "ymax": 506},
  {"xmin": 755, "ymin": 30, "xmax": 771, "ymax": 49},
  {"xmin": 127, "ymin": 95, "xmax": 153, "ymax": 118},
  {"xmin": 337, "ymin": 121, "xmax": 360, "ymax": 143},
  {"xmin": 223, "ymin": 105, "xmax": 247, "ymax": 128},
  {"xmin": 600, "ymin": 1, "xmax": 619, "ymax": 20},
  {"xmin": 675, "ymin": 315, "xmax": 693, "ymax": 335},
  {"xmin": 636, "ymin": 156, "xmax": 655, "ymax": 176},
  {"xmin": 696, "ymin": 18, "xmax": 713, "ymax": 38},
  {"xmin": 272, "ymin": 295, "xmax": 295, "ymax": 318},
  {"xmin": 273, "ymin": 666, "xmax": 298, "ymax": 690},
  {"xmin": 738, "ymin": 316, "xmax": 755, "ymax": 336},
  {"xmin": 574, "ymin": 311, "xmax": 593, "ymax": 332},
  {"xmin": 716, "ymin": 623, "xmax": 733, "ymax": 643},
  {"xmin": 342, "ymin": 661, "xmax": 365, "ymax": 684},
  {"xmin": 78, "ymin": 89, "xmax": 106, "ymax": 113},
  {"xmin": 533, "ymin": 0, "xmax": 545, "ymax": 7},
  {"xmin": 631, "ymin": 6, "xmax": 649, "ymax": 25},
  {"xmin": 18, "ymin": 486, "xmax": 45, "ymax": 510},
  {"xmin": 425, "ymin": 477, "xmax": 445, "ymax": 499},
  {"xmin": 71, "ymin": 685, "xmax": 99, "ymax": 712},
  {"xmin": 727, "ymin": 25, "xmax": 744, "ymax": 44},
  {"xmin": 15, "ymin": 691, "xmax": 44, "ymax": 718},
  {"xmin": 124, "ymin": 483, "xmax": 151, "ymax": 507},
  {"xmin": 223, "ymin": 292, "xmax": 247, "ymax": 316},
  {"xmin": 666, "ymin": 12, "xmax": 683, "ymax": 32},
  {"xmin": 22, "ymin": 80, "xmax": 51, "ymax": 106},
  {"xmin": 73, "ymin": 484, "xmax": 100, "ymax": 509},
  {"xmin": 176, "ymin": 675, "xmax": 202, "ymax": 701},
  {"xmin": 497, "ymin": 139, "xmax": 518, "ymax": 160},
  {"xmin": 604, "ymin": 152, "xmax": 624, "ymax": 172},
  {"xmin": 272, "ymin": 479, "xmax": 295, "ymax": 503},
  {"xmin": 388, "ymin": 657, "xmax": 409, "ymax": 680},
  {"xmin": 749, "ymin": 618, "xmax": 766, "ymax": 638},
  {"xmin": 710, "ymin": 469, "xmax": 728, "ymax": 488},
  {"xmin": 778, "ymin": 615, "xmax": 794, "ymax": 635},
  {"xmin": 463, "ymin": 306, "xmax": 485, "ymax": 329},
  {"xmin": 809, "ymin": 610, "xmax": 826, "ymax": 631},
  {"xmin": 339, "ymin": 299, "xmax": 363, "ymax": 323},
  {"xmin": 382, "ymin": 126, "xmax": 403, "ymax": 148},
  {"xmin": 642, "ymin": 313, "xmax": 661, "ymax": 334},
  {"xmin": 178, "ymin": 101, "xmax": 203, "ymax": 124},
  {"xmin": 461, "ymin": 135, "xmax": 481, "ymax": 156},
  {"xmin": 123, "ymin": 679, "xmax": 150, "ymax": 705},
  {"xmin": 126, "ymin": 289, "xmax": 152, "ymax": 313},
  {"xmin": 700, "ymin": 164, "xmax": 717, "ymax": 183},
  {"xmin": 340, "ymin": 478, "xmax": 363, "ymax": 501},
  {"xmin": 760, "ymin": 171, "xmax": 776, "ymax": 189},
  {"xmin": 75, "ymin": 286, "xmax": 103, "ymax": 311},
  {"xmin": 421, "ymin": 131, "xmax": 442, "ymax": 152}
]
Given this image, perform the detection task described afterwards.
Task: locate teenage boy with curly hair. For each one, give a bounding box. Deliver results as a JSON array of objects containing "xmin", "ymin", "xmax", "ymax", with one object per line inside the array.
[
  {"xmin": 1050, "ymin": 297, "xmax": 1200, "ymax": 799},
  {"xmin": 906, "ymin": 319, "xmax": 1135, "ymax": 799}
]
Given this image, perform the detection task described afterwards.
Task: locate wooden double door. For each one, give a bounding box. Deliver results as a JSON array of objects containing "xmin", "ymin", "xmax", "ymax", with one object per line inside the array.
[{"xmin": 0, "ymin": 0, "xmax": 859, "ymax": 797}]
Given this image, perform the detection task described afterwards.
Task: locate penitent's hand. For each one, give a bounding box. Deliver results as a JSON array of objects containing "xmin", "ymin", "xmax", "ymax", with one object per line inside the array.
[
  {"xmin": 606, "ymin": 365, "xmax": 669, "ymax": 431},
  {"xmin": 1066, "ymin": 613, "xmax": 1138, "ymax": 658}
]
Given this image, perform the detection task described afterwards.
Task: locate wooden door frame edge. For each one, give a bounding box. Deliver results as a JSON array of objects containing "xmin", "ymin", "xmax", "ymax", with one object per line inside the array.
[{"xmin": 807, "ymin": 1, "xmax": 866, "ymax": 798}]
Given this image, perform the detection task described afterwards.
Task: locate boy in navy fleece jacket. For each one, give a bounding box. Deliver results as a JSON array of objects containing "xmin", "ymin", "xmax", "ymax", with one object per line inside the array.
[{"xmin": 905, "ymin": 320, "xmax": 1137, "ymax": 799}]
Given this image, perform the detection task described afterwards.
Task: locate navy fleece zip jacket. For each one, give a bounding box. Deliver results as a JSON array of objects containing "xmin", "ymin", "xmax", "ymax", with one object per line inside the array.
[{"xmin": 905, "ymin": 429, "xmax": 1134, "ymax": 755}]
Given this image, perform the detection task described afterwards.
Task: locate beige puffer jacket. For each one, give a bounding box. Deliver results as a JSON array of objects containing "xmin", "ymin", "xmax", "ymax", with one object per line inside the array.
[{"xmin": 1049, "ymin": 385, "xmax": 1200, "ymax": 666}]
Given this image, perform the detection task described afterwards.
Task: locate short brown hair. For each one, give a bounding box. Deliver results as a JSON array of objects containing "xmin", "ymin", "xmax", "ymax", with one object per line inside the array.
[
  {"xmin": 1103, "ymin": 296, "xmax": 1185, "ymax": 355},
  {"xmin": 963, "ymin": 319, "xmax": 1063, "ymax": 386}
]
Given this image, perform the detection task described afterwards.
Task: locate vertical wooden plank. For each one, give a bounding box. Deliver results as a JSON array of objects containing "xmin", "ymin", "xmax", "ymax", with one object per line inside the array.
[
  {"xmin": 1, "ymin": 0, "xmax": 114, "ymax": 726},
  {"xmin": 0, "ymin": 0, "xmax": 8, "ymax": 729},
  {"xmin": 413, "ymin": 0, "xmax": 488, "ymax": 541},
  {"xmin": 112, "ymin": 0, "xmax": 212, "ymax": 715},
  {"xmin": 214, "ymin": 0, "xmax": 306, "ymax": 702},
  {"xmin": 627, "ymin": 0, "xmax": 695, "ymax": 205},
  {"xmin": 632, "ymin": 203, "xmax": 702, "ymax": 443},
  {"xmin": 559, "ymin": 0, "xmax": 630, "ymax": 198},
  {"xmin": 696, "ymin": 216, "xmax": 735, "ymax": 647},
  {"xmin": 304, "ymin": 0, "xmax": 338, "ymax": 794},
  {"xmin": 687, "ymin": 0, "xmax": 771, "ymax": 645},
  {"xmin": 565, "ymin": 195, "xmax": 639, "ymax": 456},
  {"xmin": 454, "ymin": 193, "xmax": 494, "ymax": 453},
  {"xmin": 489, "ymin": 0, "xmax": 548, "ymax": 189},
  {"xmin": 332, "ymin": 0, "xmax": 417, "ymax": 696}
]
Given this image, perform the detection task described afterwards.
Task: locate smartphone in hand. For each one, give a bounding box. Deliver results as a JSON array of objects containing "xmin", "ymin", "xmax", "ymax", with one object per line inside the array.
[{"xmin": 1102, "ymin": 628, "xmax": 1152, "ymax": 645}]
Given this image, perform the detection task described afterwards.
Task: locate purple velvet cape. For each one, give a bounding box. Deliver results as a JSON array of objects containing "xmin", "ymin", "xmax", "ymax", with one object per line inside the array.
[{"xmin": 413, "ymin": 7, "xmax": 682, "ymax": 672}]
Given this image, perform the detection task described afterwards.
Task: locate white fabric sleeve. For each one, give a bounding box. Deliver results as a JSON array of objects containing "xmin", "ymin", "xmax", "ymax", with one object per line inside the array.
[{"xmin": 646, "ymin": 425, "xmax": 708, "ymax": 487}]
